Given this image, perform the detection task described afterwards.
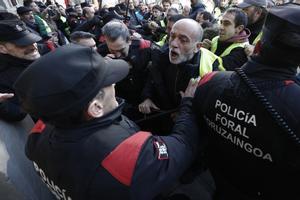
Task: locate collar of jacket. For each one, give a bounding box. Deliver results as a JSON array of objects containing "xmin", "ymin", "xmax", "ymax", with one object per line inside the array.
[
  {"xmin": 224, "ymin": 28, "xmax": 251, "ymax": 43},
  {"xmin": 53, "ymin": 98, "xmax": 126, "ymax": 136},
  {"xmin": 241, "ymin": 58, "xmax": 297, "ymax": 80},
  {"xmin": 0, "ymin": 53, "xmax": 33, "ymax": 70}
]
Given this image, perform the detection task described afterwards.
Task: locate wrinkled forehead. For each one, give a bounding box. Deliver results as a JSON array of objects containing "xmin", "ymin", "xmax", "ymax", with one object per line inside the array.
[{"xmin": 171, "ymin": 22, "xmax": 196, "ymax": 40}]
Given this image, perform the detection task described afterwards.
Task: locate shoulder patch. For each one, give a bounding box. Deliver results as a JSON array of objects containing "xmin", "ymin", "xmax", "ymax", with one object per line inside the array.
[
  {"xmin": 30, "ymin": 119, "xmax": 46, "ymax": 134},
  {"xmin": 199, "ymin": 72, "xmax": 218, "ymax": 87},
  {"xmin": 101, "ymin": 131, "xmax": 151, "ymax": 186},
  {"xmin": 153, "ymin": 138, "xmax": 168, "ymax": 160},
  {"xmin": 139, "ymin": 39, "xmax": 151, "ymax": 49},
  {"xmin": 98, "ymin": 35, "xmax": 106, "ymax": 43},
  {"xmin": 284, "ymin": 80, "xmax": 295, "ymax": 86}
]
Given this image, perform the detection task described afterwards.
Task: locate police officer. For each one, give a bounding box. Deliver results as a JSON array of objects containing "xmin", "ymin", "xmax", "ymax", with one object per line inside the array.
[
  {"xmin": 98, "ymin": 20, "xmax": 157, "ymax": 121},
  {"xmin": 0, "ymin": 19, "xmax": 41, "ymax": 121},
  {"xmin": 14, "ymin": 44, "xmax": 200, "ymax": 200},
  {"xmin": 192, "ymin": 3, "xmax": 300, "ymax": 199}
]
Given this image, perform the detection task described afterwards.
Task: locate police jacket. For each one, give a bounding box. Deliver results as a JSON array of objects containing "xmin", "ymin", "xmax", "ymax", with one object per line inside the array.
[
  {"xmin": 98, "ymin": 39, "xmax": 155, "ymax": 107},
  {"xmin": 26, "ymin": 99, "xmax": 199, "ymax": 200},
  {"xmin": 142, "ymin": 48, "xmax": 219, "ymax": 110},
  {"xmin": 193, "ymin": 58, "xmax": 300, "ymax": 199},
  {"xmin": 0, "ymin": 54, "xmax": 28, "ymax": 121}
]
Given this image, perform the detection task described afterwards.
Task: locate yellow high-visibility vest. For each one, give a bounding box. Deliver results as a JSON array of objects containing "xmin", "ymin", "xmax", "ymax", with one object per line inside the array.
[
  {"xmin": 156, "ymin": 34, "xmax": 167, "ymax": 47},
  {"xmin": 210, "ymin": 36, "xmax": 249, "ymax": 57},
  {"xmin": 199, "ymin": 48, "xmax": 225, "ymax": 77},
  {"xmin": 160, "ymin": 20, "xmax": 166, "ymax": 27},
  {"xmin": 252, "ymin": 31, "xmax": 263, "ymax": 45}
]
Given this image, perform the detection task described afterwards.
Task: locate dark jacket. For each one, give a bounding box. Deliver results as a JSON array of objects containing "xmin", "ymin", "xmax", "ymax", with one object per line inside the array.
[
  {"xmin": 141, "ymin": 15, "xmax": 166, "ymax": 42},
  {"xmin": 0, "ymin": 54, "xmax": 29, "ymax": 121},
  {"xmin": 142, "ymin": 48, "xmax": 219, "ymax": 110},
  {"xmin": 213, "ymin": 29, "xmax": 250, "ymax": 70},
  {"xmin": 247, "ymin": 17, "xmax": 265, "ymax": 44},
  {"xmin": 73, "ymin": 16, "xmax": 103, "ymax": 42},
  {"xmin": 67, "ymin": 14, "xmax": 86, "ymax": 32},
  {"xmin": 26, "ymin": 98, "xmax": 199, "ymax": 200},
  {"xmin": 98, "ymin": 39, "xmax": 159, "ymax": 121},
  {"xmin": 98, "ymin": 39, "xmax": 155, "ymax": 107},
  {"xmin": 193, "ymin": 58, "xmax": 300, "ymax": 199},
  {"xmin": 214, "ymin": 41, "xmax": 248, "ymax": 70},
  {"xmin": 128, "ymin": 9, "xmax": 143, "ymax": 29},
  {"xmin": 189, "ymin": 3, "xmax": 206, "ymax": 20}
]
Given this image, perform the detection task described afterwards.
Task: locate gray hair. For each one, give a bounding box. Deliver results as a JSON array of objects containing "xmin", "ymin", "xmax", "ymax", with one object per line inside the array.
[{"xmin": 102, "ymin": 20, "xmax": 130, "ymax": 42}]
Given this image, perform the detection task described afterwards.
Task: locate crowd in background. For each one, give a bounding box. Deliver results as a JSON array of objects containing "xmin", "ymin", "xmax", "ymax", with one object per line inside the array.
[{"xmin": 0, "ymin": 0, "xmax": 300, "ymax": 199}]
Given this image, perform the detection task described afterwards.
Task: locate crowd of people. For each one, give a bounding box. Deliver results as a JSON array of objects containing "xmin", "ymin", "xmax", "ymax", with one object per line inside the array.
[{"xmin": 0, "ymin": 0, "xmax": 299, "ymax": 199}]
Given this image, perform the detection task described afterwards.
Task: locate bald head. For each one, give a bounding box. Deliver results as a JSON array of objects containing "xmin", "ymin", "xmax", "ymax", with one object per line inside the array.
[
  {"xmin": 169, "ymin": 18, "xmax": 203, "ymax": 64},
  {"xmin": 172, "ymin": 18, "xmax": 203, "ymax": 42},
  {"xmin": 83, "ymin": 7, "xmax": 95, "ymax": 20}
]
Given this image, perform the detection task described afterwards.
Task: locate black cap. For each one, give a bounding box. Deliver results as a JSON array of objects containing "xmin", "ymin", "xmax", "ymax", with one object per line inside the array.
[
  {"xmin": 237, "ymin": 0, "xmax": 267, "ymax": 8},
  {"xmin": 16, "ymin": 6, "xmax": 32, "ymax": 15},
  {"xmin": 267, "ymin": 3, "xmax": 300, "ymax": 26},
  {"xmin": 14, "ymin": 44, "xmax": 129, "ymax": 120},
  {"xmin": 259, "ymin": 3, "xmax": 300, "ymax": 66},
  {"xmin": 261, "ymin": 3, "xmax": 300, "ymax": 47},
  {"xmin": 0, "ymin": 19, "xmax": 41, "ymax": 46}
]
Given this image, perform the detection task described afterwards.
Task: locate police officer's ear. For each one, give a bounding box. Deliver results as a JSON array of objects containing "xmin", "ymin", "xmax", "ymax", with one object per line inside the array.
[
  {"xmin": 0, "ymin": 43, "xmax": 8, "ymax": 54},
  {"xmin": 87, "ymin": 99, "xmax": 104, "ymax": 118}
]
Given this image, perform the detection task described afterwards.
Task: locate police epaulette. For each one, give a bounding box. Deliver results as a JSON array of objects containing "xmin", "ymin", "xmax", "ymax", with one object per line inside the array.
[{"xmin": 30, "ymin": 119, "xmax": 46, "ymax": 134}]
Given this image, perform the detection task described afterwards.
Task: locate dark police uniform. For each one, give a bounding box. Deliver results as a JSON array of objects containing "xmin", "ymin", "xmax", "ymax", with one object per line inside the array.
[
  {"xmin": 0, "ymin": 19, "xmax": 41, "ymax": 121},
  {"xmin": 98, "ymin": 39, "xmax": 158, "ymax": 121},
  {"xmin": 26, "ymin": 98, "xmax": 198, "ymax": 200},
  {"xmin": 97, "ymin": 39, "xmax": 154, "ymax": 106},
  {"xmin": 193, "ymin": 4, "xmax": 300, "ymax": 199},
  {"xmin": 14, "ymin": 44, "xmax": 199, "ymax": 200}
]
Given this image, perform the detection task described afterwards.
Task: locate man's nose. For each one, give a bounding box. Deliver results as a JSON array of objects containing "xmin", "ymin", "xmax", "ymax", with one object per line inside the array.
[{"xmin": 170, "ymin": 37, "xmax": 179, "ymax": 48}]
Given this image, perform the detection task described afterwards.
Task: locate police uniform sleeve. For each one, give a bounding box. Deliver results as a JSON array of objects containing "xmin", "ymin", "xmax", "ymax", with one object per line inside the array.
[
  {"xmin": 100, "ymin": 98, "xmax": 199, "ymax": 199},
  {"xmin": 131, "ymin": 97, "xmax": 199, "ymax": 199},
  {"xmin": 0, "ymin": 98, "xmax": 27, "ymax": 121}
]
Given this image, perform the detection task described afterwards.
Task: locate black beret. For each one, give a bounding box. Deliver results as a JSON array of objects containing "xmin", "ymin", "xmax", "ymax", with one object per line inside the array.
[{"xmin": 14, "ymin": 44, "xmax": 129, "ymax": 120}]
